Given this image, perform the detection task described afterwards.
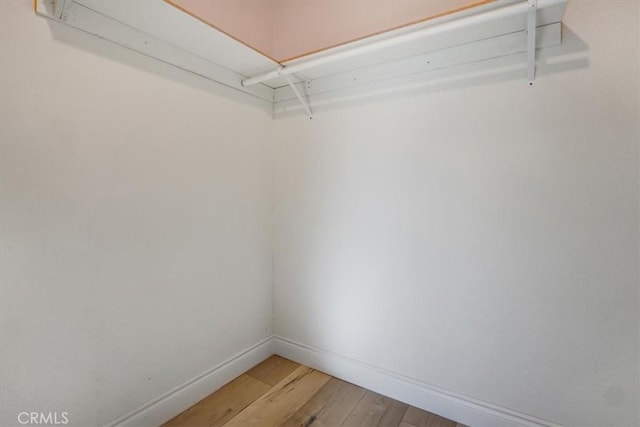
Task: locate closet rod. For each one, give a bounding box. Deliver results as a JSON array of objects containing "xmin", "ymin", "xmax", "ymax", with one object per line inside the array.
[{"xmin": 241, "ymin": 0, "xmax": 563, "ymax": 87}]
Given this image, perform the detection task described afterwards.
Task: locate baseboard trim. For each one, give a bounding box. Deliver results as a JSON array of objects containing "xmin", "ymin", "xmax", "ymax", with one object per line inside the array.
[
  {"xmin": 272, "ymin": 335, "xmax": 562, "ymax": 427},
  {"xmin": 105, "ymin": 336, "xmax": 274, "ymax": 427},
  {"xmin": 105, "ymin": 335, "xmax": 561, "ymax": 427}
]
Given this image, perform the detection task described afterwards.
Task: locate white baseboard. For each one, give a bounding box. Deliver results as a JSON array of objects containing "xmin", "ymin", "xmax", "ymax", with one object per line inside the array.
[
  {"xmin": 105, "ymin": 336, "xmax": 274, "ymax": 427},
  {"xmin": 104, "ymin": 335, "xmax": 561, "ymax": 427},
  {"xmin": 272, "ymin": 336, "xmax": 562, "ymax": 427}
]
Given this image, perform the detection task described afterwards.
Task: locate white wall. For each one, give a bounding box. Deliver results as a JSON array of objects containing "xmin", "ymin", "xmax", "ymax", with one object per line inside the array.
[
  {"xmin": 273, "ymin": 1, "xmax": 640, "ymax": 426},
  {"xmin": 0, "ymin": 2, "xmax": 273, "ymax": 426},
  {"xmin": 2, "ymin": 1, "xmax": 639, "ymax": 427}
]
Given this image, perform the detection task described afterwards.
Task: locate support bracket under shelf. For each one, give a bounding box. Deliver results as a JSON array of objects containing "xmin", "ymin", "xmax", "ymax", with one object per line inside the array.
[
  {"xmin": 53, "ymin": 0, "xmax": 74, "ymax": 21},
  {"xmin": 284, "ymin": 74, "xmax": 313, "ymax": 119},
  {"xmin": 527, "ymin": 0, "xmax": 538, "ymax": 85}
]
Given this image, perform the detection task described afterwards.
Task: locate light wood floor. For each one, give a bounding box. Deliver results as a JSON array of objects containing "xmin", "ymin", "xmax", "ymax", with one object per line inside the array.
[{"xmin": 164, "ymin": 355, "xmax": 466, "ymax": 427}]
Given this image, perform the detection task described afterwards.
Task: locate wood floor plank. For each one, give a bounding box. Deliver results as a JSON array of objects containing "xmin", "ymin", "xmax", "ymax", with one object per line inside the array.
[
  {"xmin": 164, "ymin": 358, "xmax": 459, "ymax": 427},
  {"xmin": 377, "ymin": 400, "xmax": 409, "ymax": 427},
  {"xmin": 402, "ymin": 406, "xmax": 431, "ymax": 426},
  {"xmin": 162, "ymin": 374, "xmax": 271, "ymax": 427},
  {"xmin": 224, "ymin": 366, "xmax": 331, "ymax": 427},
  {"xmin": 246, "ymin": 355, "xmax": 301, "ymax": 386},
  {"xmin": 341, "ymin": 391, "xmax": 394, "ymax": 426},
  {"xmin": 425, "ymin": 414, "xmax": 456, "ymax": 427},
  {"xmin": 280, "ymin": 377, "xmax": 367, "ymax": 427}
]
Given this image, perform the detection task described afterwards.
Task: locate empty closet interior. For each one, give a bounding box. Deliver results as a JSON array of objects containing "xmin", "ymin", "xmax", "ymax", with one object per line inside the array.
[{"xmin": 1, "ymin": 1, "xmax": 638, "ymax": 427}]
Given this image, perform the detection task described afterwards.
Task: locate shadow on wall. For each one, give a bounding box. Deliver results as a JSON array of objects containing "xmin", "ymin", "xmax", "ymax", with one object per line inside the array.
[
  {"xmin": 38, "ymin": 6, "xmax": 273, "ymax": 117},
  {"xmin": 274, "ymin": 26, "xmax": 589, "ymax": 118}
]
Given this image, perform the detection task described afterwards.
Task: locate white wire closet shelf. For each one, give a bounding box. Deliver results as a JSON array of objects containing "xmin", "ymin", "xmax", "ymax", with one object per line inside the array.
[{"xmin": 36, "ymin": 0, "xmax": 568, "ymax": 119}]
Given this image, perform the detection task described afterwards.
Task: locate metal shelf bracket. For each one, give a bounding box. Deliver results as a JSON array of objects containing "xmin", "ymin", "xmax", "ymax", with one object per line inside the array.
[
  {"xmin": 527, "ymin": 0, "xmax": 538, "ymax": 85},
  {"xmin": 284, "ymin": 74, "xmax": 313, "ymax": 119},
  {"xmin": 54, "ymin": 0, "xmax": 74, "ymax": 21}
]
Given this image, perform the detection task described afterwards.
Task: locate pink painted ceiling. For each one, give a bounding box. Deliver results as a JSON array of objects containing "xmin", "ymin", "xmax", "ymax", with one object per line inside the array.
[{"xmin": 167, "ymin": 0, "xmax": 490, "ymax": 62}]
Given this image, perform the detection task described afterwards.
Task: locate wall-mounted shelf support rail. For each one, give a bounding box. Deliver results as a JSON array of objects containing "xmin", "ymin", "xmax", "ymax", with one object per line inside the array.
[
  {"xmin": 36, "ymin": 0, "xmax": 567, "ymax": 117},
  {"xmin": 527, "ymin": 0, "xmax": 538, "ymax": 85},
  {"xmin": 38, "ymin": 0, "xmax": 277, "ymax": 103},
  {"xmin": 241, "ymin": 0, "xmax": 564, "ymax": 89}
]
